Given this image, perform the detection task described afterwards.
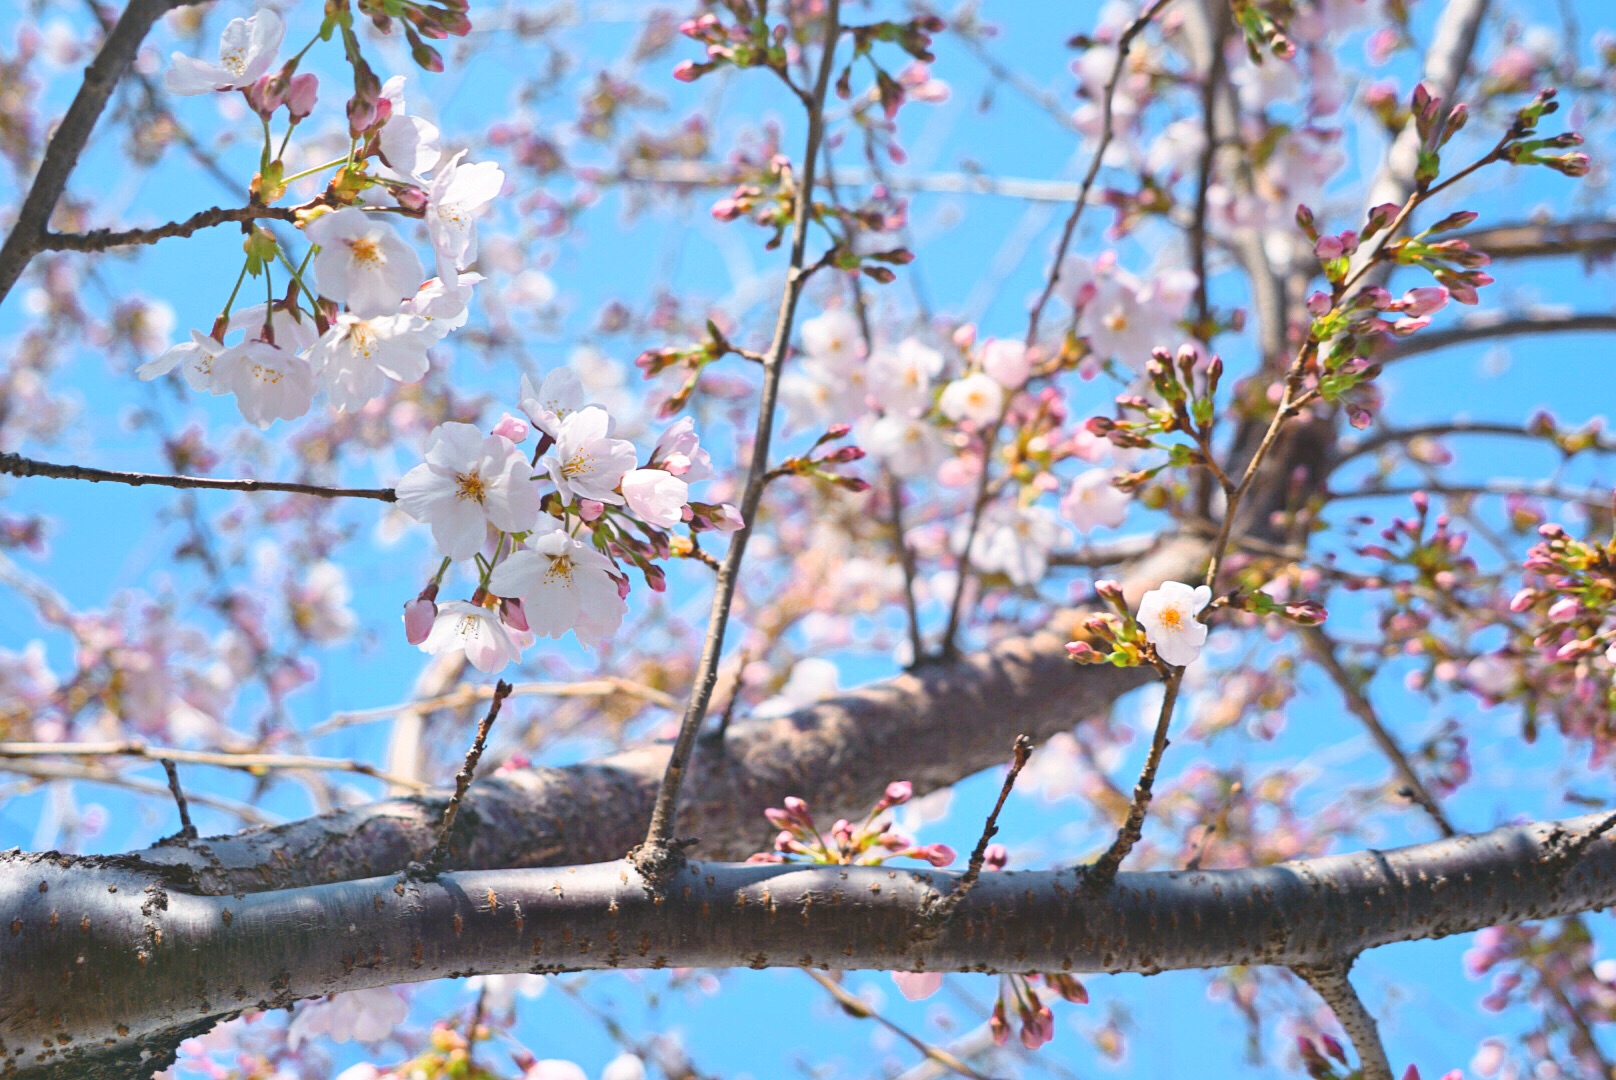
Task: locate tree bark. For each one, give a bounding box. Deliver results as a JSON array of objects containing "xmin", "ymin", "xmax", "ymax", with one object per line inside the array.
[{"xmin": 6, "ymin": 811, "xmax": 1616, "ymax": 1078}]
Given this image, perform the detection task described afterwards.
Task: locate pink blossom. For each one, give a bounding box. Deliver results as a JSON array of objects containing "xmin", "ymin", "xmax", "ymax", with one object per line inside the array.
[{"xmin": 892, "ymin": 971, "xmax": 944, "ymax": 1001}]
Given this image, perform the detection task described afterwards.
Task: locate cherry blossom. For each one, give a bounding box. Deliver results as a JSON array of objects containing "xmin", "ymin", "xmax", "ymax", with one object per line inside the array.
[
  {"xmin": 425, "ymin": 150, "xmax": 505, "ymax": 284},
  {"xmin": 892, "ymin": 971, "xmax": 945, "ymax": 1001},
  {"xmin": 1061, "ymin": 469, "xmax": 1130, "ymax": 533},
  {"xmin": 377, "ymin": 76, "xmax": 442, "ymax": 182},
  {"xmin": 519, "ymin": 368, "xmax": 588, "ymax": 439},
  {"xmin": 980, "ymin": 338, "xmax": 1031, "ymax": 389},
  {"xmin": 650, "ymin": 416, "xmax": 713, "ymax": 481},
  {"xmin": 1137, "ymin": 581, "xmax": 1213, "ymax": 667},
  {"xmin": 938, "ymin": 371, "xmax": 1005, "ymax": 427},
  {"xmin": 621, "ymin": 468, "xmax": 690, "ymax": 528},
  {"xmin": 163, "ymin": 8, "xmax": 284, "ymax": 95},
  {"xmin": 135, "ymin": 329, "xmax": 235, "ymax": 393},
  {"xmin": 308, "ymin": 313, "xmax": 432, "ymax": 412},
  {"xmin": 305, "ymin": 208, "xmax": 424, "ymax": 319},
  {"xmin": 542, "ymin": 406, "xmax": 638, "ymax": 506},
  {"xmin": 601, "ymin": 1054, "xmax": 648, "ymax": 1080},
  {"xmin": 286, "ymin": 988, "xmax": 407, "ymax": 1048},
  {"xmin": 862, "ymin": 413, "xmax": 948, "ymax": 479},
  {"xmin": 868, "ymin": 337, "xmax": 944, "ymax": 416},
  {"xmin": 395, "ymin": 422, "xmax": 542, "ymax": 559},
  {"xmin": 799, "ymin": 308, "xmax": 864, "ymax": 372},
  {"xmin": 408, "ymin": 273, "xmax": 482, "ymax": 342},
  {"xmin": 965, "ymin": 504, "xmax": 1060, "ymax": 586},
  {"xmin": 218, "ymin": 336, "xmax": 317, "ymax": 429},
  {"xmin": 487, "ymin": 526, "xmax": 627, "ymax": 646},
  {"xmin": 418, "ymin": 600, "xmax": 529, "ymax": 673}
]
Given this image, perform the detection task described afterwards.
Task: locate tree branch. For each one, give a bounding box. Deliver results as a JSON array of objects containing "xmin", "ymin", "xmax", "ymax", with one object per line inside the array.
[
  {"xmin": 11, "ymin": 811, "xmax": 1616, "ymax": 1078},
  {"xmin": 1456, "ymin": 218, "xmax": 1616, "ymax": 262},
  {"xmin": 41, "ymin": 204, "xmax": 300, "ymax": 252},
  {"xmin": 0, "ymin": 452, "xmax": 398, "ymax": 502},
  {"xmin": 0, "ymin": 0, "xmax": 204, "ymax": 305},
  {"xmin": 1292, "ymin": 961, "xmax": 1394, "ymax": 1080},
  {"xmin": 1379, "ymin": 313, "xmax": 1616, "ymax": 362}
]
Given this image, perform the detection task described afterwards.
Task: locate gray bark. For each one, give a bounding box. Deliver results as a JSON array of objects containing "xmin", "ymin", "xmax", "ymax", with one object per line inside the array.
[{"xmin": 6, "ymin": 813, "xmax": 1616, "ymax": 1078}]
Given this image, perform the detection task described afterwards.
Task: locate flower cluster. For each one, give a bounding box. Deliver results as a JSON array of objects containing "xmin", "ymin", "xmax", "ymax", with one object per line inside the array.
[
  {"xmin": 746, "ymin": 782, "xmax": 955, "ymax": 867},
  {"xmin": 144, "ymin": 10, "xmax": 498, "ymax": 429},
  {"xmin": 1065, "ymin": 579, "xmax": 1213, "ymax": 669},
  {"xmin": 395, "ymin": 372, "xmax": 738, "ymax": 669}
]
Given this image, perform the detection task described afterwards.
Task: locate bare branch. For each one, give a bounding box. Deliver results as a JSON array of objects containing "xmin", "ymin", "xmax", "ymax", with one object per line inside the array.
[
  {"xmin": 1086, "ymin": 666, "xmax": 1182, "ymax": 888},
  {"xmin": 42, "ymin": 204, "xmax": 300, "ymax": 252},
  {"xmin": 1457, "ymin": 218, "xmax": 1616, "ymax": 262},
  {"xmin": 1380, "ymin": 313, "xmax": 1616, "ymax": 362},
  {"xmin": 0, "ymin": 740, "xmax": 436, "ymax": 794},
  {"xmin": 803, "ymin": 971, "xmax": 993, "ymax": 1080},
  {"xmin": 422, "ymin": 681, "xmax": 513, "ymax": 874},
  {"xmin": 1336, "ymin": 417, "xmax": 1616, "ymax": 466},
  {"xmin": 0, "ymin": 452, "xmax": 398, "ymax": 502}
]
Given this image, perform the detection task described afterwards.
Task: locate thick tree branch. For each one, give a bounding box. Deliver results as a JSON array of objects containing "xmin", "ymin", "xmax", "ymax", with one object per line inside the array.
[
  {"xmin": 1456, "ymin": 218, "xmax": 1616, "ymax": 262},
  {"xmin": 10, "ymin": 811, "xmax": 1616, "ymax": 1078},
  {"xmin": 0, "ymin": 0, "xmax": 204, "ymax": 305}
]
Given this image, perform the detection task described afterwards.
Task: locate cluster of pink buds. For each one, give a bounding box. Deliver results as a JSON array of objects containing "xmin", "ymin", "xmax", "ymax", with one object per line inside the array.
[
  {"xmin": 989, "ymin": 972, "xmax": 1088, "ymax": 1050},
  {"xmin": 767, "ymin": 424, "xmax": 870, "ymax": 493},
  {"xmin": 244, "ymin": 63, "xmax": 319, "ymax": 122},
  {"xmin": 1083, "ymin": 344, "xmax": 1224, "ymax": 489},
  {"xmin": 674, "ymin": 8, "xmax": 790, "ymax": 83},
  {"xmin": 746, "ymin": 783, "xmax": 956, "ymax": 867}
]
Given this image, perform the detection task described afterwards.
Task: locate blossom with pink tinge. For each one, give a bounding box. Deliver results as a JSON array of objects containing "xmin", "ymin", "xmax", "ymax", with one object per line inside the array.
[
  {"xmin": 395, "ymin": 422, "xmax": 542, "ymax": 560},
  {"xmin": 164, "ymin": 8, "xmax": 284, "ymax": 95},
  {"xmin": 488, "ymin": 526, "xmax": 627, "ymax": 647},
  {"xmin": 981, "ymin": 338, "xmax": 1031, "ymax": 389},
  {"xmin": 543, "ymin": 406, "xmax": 638, "ymax": 506},
  {"xmin": 305, "ymin": 208, "xmax": 424, "ymax": 318},
  {"xmin": 419, "ymin": 600, "xmax": 530, "ymax": 673},
  {"xmin": 426, "ymin": 150, "xmax": 505, "ymax": 285},
  {"xmin": 892, "ymin": 971, "xmax": 944, "ymax": 1001},
  {"xmin": 519, "ymin": 368, "xmax": 588, "ymax": 439},
  {"xmin": 939, "ymin": 372, "xmax": 1004, "ymax": 426},
  {"xmin": 1061, "ymin": 469, "xmax": 1130, "ymax": 533},
  {"xmin": 309, "ymin": 313, "xmax": 431, "ymax": 413},
  {"xmin": 622, "ymin": 468, "xmax": 690, "ymax": 529}
]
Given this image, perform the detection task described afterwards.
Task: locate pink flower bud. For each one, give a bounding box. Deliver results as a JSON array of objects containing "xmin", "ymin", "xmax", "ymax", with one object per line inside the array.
[
  {"xmin": 673, "ymin": 60, "xmax": 701, "ymax": 82},
  {"xmin": 492, "ymin": 412, "xmax": 530, "ymax": 442},
  {"xmin": 884, "ymin": 780, "xmax": 913, "ymax": 806},
  {"xmin": 952, "ymin": 322, "xmax": 977, "ymax": 349},
  {"xmin": 287, "ymin": 72, "xmax": 318, "ymax": 121},
  {"xmin": 1314, "ymin": 235, "xmax": 1345, "ymax": 261},
  {"xmin": 918, "ymin": 843, "xmax": 956, "ymax": 867},
  {"xmin": 1547, "ymin": 596, "xmax": 1582, "ymax": 622},
  {"xmin": 403, "ymin": 595, "xmax": 437, "ymax": 645},
  {"xmin": 1401, "ymin": 286, "xmax": 1449, "ymax": 318},
  {"xmin": 711, "ymin": 503, "xmax": 744, "ymax": 532},
  {"xmin": 983, "ymin": 843, "xmax": 1009, "ymax": 871},
  {"xmin": 1509, "ymin": 588, "xmax": 1537, "ymax": 612},
  {"xmin": 784, "ymin": 796, "xmax": 809, "ymax": 816},
  {"xmin": 393, "ymin": 185, "xmax": 430, "ymax": 213},
  {"xmin": 244, "ymin": 73, "xmax": 287, "ymax": 118},
  {"xmin": 500, "ymin": 597, "xmax": 529, "ymax": 632},
  {"xmin": 1065, "ymin": 640, "xmax": 1093, "ymax": 658},
  {"xmin": 892, "ymin": 971, "xmax": 944, "ymax": 1001},
  {"xmin": 578, "ymin": 498, "xmax": 605, "ymax": 522}
]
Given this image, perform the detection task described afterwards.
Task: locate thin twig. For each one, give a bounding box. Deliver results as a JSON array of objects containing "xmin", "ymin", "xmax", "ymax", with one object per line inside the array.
[
  {"xmin": 929, "ymin": 736, "xmax": 1031, "ymax": 925},
  {"xmin": 1087, "ymin": 667, "xmax": 1183, "ymax": 889},
  {"xmin": 0, "ymin": 452, "xmax": 397, "ymax": 502},
  {"xmin": 1379, "ymin": 312, "xmax": 1616, "ymax": 363},
  {"xmin": 803, "ymin": 970, "xmax": 996, "ymax": 1080},
  {"xmin": 634, "ymin": 0, "xmax": 843, "ymax": 874},
  {"xmin": 941, "ymin": 0, "xmax": 1172, "ymax": 657},
  {"xmin": 308, "ymin": 678, "xmax": 679, "ymax": 737},
  {"xmin": 42, "ymin": 204, "xmax": 300, "ymax": 252},
  {"xmin": 1325, "ymin": 478, "xmax": 1610, "ymax": 509},
  {"xmin": 1292, "ymin": 961, "xmax": 1394, "ymax": 1080},
  {"xmin": 1299, "ymin": 627, "xmax": 1457, "ymax": 837},
  {"xmin": 0, "ymin": 740, "xmax": 434, "ymax": 793},
  {"xmin": 0, "ymin": 757, "xmax": 274, "ymax": 824},
  {"xmin": 1335, "ymin": 418, "xmax": 1616, "ymax": 466},
  {"xmin": 424, "ymin": 680, "xmax": 513, "ymax": 874},
  {"xmin": 159, "ymin": 759, "xmax": 198, "ymax": 841}
]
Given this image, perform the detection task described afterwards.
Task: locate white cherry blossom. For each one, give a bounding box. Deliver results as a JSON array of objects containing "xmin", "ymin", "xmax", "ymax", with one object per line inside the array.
[
  {"xmin": 395, "ymin": 422, "xmax": 542, "ymax": 559},
  {"xmin": 980, "ymin": 338, "xmax": 1031, "ymax": 389},
  {"xmin": 601, "ymin": 1054, "xmax": 648, "ymax": 1080},
  {"xmin": 218, "ymin": 337, "xmax": 316, "ymax": 428},
  {"xmin": 136, "ymin": 329, "xmax": 233, "ymax": 393},
  {"xmin": 621, "ymin": 468, "xmax": 689, "ymax": 528},
  {"xmin": 377, "ymin": 75, "xmax": 442, "ymax": 182},
  {"xmin": 488, "ymin": 527, "xmax": 627, "ymax": 647},
  {"xmin": 309, "ymin": 313, "xmax": 432, "ymax": 412},
  {"xmin": 966, "ymin": 504, "xmax": 1060, "ymax": 586},
  {"xmin": 408, "ymin": 272, "xmax": 482, "ymax": 342},
  {"xmin": 650, "ymin": 416, "xmax": 712, "ymax": 481},
  {"xmin": 938, "ymin": 371, "xmax": 1005, "ymax": 427},
  {"xmin": 286, "ymin": 988, "xmax": 407, "ymax": 1048},
  {"xmin": 868, "ymin": 338, "xmax": 943, "ymax": 416},
  {"xmin": 519, "ymin": 368, "xmax": 587, "ymax": 439},
  {"xmin": 418, "ymin": 601, "xmax": 529, "ymax": 673},
  {"xmin": 800, "ymin": 308, "xmax": 864, "ymax": 373},
  {"xmin": 543, "ymin": 406, "xmax": 637, "ymax": 506},
  {"xmin": 305, "ymin": 207, "xmax": 424, "ymax": 318},
  {"xmin": 863, "ymin": 413, "xmax": 948, "ymax": 479},
  {"xmin": 1061, "ymin": 469, "xmax": 1131, "ymax": 533},
  {"xmin": 164, "ymin": 8, "xmax": 284, "ymax": 95},
  {"xmin": 426, "ymin": 150, "xmax": 505, "ymax": 283},
  {"xmin": 1137, "ymin": 581, "xmax": 1213, "ymax": 666}
]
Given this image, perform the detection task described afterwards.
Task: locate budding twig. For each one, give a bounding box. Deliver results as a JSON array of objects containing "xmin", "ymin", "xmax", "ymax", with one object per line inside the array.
[
  {"xmin": 1291, "ymin": 960, "xmax": 1393, "ymax": 1080},
  {"xmin": 803, "ymin": 970, "xmax": 995, "ymax": 1080},
  {"xmin": 1086, "ymin": 667, "xmax": 1183, "ymax": 889},
  {"xmin": 423, "ymin": 680, "xmax": 513, "ymax": 875},
  {"xmin": 634, "ymin": 0, "xmax": 843, "ymax": 877},
  {"xmin": 42, "ymin": 204, "xmax": 300, "ymax": 252}
]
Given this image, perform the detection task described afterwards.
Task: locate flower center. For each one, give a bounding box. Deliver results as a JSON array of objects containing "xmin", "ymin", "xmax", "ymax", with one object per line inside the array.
[
  {"xmin": 349, "ymin": 236, "xmax": 384, "ymax": 268},
  {"xmin": 1158, "ymin": 603, "xmax": 1185, "ymax": 631},
  {"xmin": 455, "ymin": 471, "xmax": 487, "ymax": 503},
  {"xmin": 349, "ymin": 321, "xmax": 377, "ymax": 358},
  {"xmin": 1103, "ymin": 309, "xmax": 1129, "ymax": 333},
  {"xmin": 220, "ymin": 46, "xmax": 248, "ymax": 76},
  {"xmin": 561, "ymin": 450, "xmax": 594, "ymax": 479},
  {"xmin": 544, "ymin": 554, "xmax": 575, "ymax": 585}
]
